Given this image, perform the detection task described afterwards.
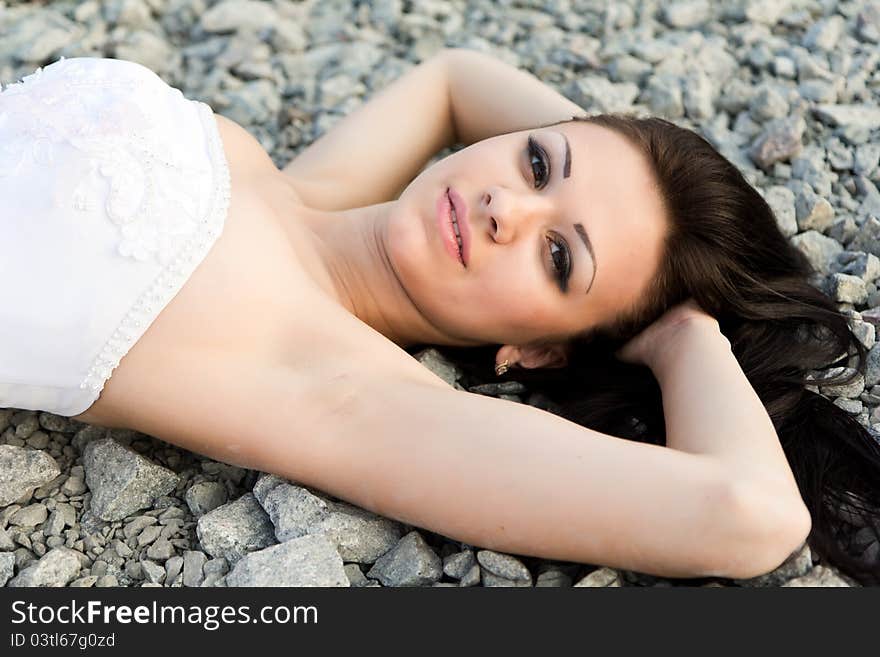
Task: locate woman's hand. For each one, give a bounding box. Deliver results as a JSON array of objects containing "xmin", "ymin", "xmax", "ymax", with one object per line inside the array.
[{"xmin": 614, "ymin": 298, "xmax": 723, "ymax": 371}]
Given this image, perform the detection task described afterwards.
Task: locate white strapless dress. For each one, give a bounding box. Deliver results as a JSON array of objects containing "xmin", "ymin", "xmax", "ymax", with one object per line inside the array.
[{"xmin": 0, "ymin": 57, "xmax": 231, "ymax": 417}]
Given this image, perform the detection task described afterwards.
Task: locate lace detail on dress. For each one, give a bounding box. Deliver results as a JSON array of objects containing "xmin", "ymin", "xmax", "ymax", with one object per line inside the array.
[
  {"xmin": 0, "ymin": 57, "xmax": 219, "ymax": 266},
  {"xmin": 0, "ymin": 57, "xmax": 232, "ymax": 399}
]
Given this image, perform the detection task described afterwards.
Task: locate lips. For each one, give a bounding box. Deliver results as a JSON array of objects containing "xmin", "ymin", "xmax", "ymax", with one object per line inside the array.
[
  {"xmin": 436, "ymin": 187, "xmax": 466, "ymax": 267},
  {"xmin": 447, "ymin": 186, "xmax": 470, "ymax": 267}
]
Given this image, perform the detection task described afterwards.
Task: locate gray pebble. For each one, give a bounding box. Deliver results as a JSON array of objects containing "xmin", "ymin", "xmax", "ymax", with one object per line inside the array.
[{"xmin": 367, "ymin": 531, "xmax": 442, "ymax": 587}]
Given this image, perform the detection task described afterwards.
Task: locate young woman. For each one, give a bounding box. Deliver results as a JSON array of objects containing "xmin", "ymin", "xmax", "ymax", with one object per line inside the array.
[{"xmin": 1, "ymin": 49, "xmax": 877, "ymax": 584}]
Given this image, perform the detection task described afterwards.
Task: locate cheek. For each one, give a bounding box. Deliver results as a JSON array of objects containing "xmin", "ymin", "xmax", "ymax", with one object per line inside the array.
[{"xmin": 471, "ymin": 272, "xmax": 557, "ymax": 330}]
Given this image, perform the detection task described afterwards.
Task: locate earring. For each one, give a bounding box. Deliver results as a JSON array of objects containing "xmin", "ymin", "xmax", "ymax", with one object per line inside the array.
[{"xmin": 495, "ymin": 359, "xmax": 510, "ymax": 376}]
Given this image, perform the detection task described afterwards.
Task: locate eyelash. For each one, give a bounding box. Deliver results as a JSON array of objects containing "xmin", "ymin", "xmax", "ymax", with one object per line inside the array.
[
  {"xmin": 547, "ymin": 233, "xmax": 571, "ymax": 293},
  {"xmin": 528, "ymin": 137, "xmax": 571, "ymax": 292},
  {"xmin": 527, "ymin": 136, "xmax": 550, "ymax": 189}
]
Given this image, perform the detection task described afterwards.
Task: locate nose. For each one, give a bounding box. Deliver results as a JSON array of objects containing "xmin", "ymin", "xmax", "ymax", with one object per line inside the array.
[{"xmin": 482, "ymin": 186, "xmax": 551, "ymax": 244}]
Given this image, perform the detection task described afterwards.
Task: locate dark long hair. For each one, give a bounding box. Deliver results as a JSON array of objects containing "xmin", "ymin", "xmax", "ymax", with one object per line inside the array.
[{"xmin": 416, "ymin": 114, "xmax": 880, "ymax": 586}]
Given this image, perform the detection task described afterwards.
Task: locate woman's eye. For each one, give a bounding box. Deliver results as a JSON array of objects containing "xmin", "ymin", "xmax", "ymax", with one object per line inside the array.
[
  {"xmin": 528, "ymin": 137, "xmax": 550, "ymax": 189},
  {"xmin": 546, "ymin": 233, "xmax": 571, "ymax": 292}
]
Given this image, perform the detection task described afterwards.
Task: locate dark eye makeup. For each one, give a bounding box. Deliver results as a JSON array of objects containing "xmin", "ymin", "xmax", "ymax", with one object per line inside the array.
[
  {"xmin": 527, "ymin": 136, "xmax": 572, "ymax": 293},
  {"xmin": 527, "ymin": 136, "xmax": 551, "ymax": 189}
]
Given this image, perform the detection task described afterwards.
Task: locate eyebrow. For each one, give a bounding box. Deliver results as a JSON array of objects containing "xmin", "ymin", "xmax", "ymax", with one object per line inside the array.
[
  {"xmin": 574, "ymin": 223, "xmax": 597, "ymax": 294},
  {"xmin": 561, "ymin": 131, "xmax": 571, "ymax": 178}
]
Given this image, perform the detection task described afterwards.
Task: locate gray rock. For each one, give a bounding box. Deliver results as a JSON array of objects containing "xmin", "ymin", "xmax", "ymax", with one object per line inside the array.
[
  {"xmin": 790, "ymin": 230, "xmax": 844, "ymax": 275},
  {"xmin": 661, "ymin": 0, "xmax": 710, "ymax": 28},
  {"xmin": 258, "ymin": 481, "xmax": 332, "ymax": 542},
  {"xmin": 683, "ymin": 69, "xmax": 714, "ymax": 120},
  {"xmin": 344, "ymin": 563, "xmax": 369, "ymax": 587},
  {"xmin": 0, "ymin": 11, "xmax": 83, "ymax": 63},
  {"xmin": 200, "ymin": 557, "xmax": 229, "ymax": 587},
  {"xmin": 412, "ymin": 348, "xmax": 463, "ymax": 386},
  {"xmin": 254, "ymin": 478, "xmax": 402, "ymax": 564},
  {"xmin": 0, "ymin": 445, "xmax": 60, "ymax": 506},
  {"xmin": 733, "ymin": 542, "xmax": 812, "ymax": 586},
  {"xmin": 849, "ymin": 216, "xmax": 880, "ymax": 259},
  {"xmin": 567, "ymin": 75, "xmax": 639, "ymax": 114},
  {"xmin": 270, "ymin": 18, "xmax": 308, "ymax": 52},
  {"xmin": 762, "ymin": 185, "xmax": 797, "ymax": 236},
  {"xmin": 813, "ymin": 105, "xmax": 880, "ymax": 144},
  {"xmin": 482, "ymin": 571, "xmax": 532, "ymax": 587},
  {"xmin": 782, "ymin": 564, "xmax": 851, "ymax": 587},
  {"xmin": 749, "ymin": 115, "xmax": 805, "ymax": 169},
  {"xmin": 0, "ymin": 526, "xmax": 15, "ymax": 551},
  {"xmin": 123, "ymin": 515, "xmax": 158, "ymax": 539},
  {"xmin": 772, "ymin": 56, "xmax": 796, "ymax": 78},
  {"xmin": 164, "ymin": 555, "xmax": 184, "ymax": 585},
  {"xmin": 443, "ymin": 549, "xmax": 476, "ymax": 580},
  {"xmin": 200, "ymin": 0, "xmax": 279, "ymax": 34},
  {"xmin": 856, "ymin": 2, "xmax": 880, "ymax": 43},
  {"xmin": 866, "ymin": 344, "xmax": 880, "ymax": 387},
  {"xmin": 61, "ymin": 476, "xmax": 86, "ymax": 496},
  {"xmin": 817, "ymin": 367, "xmax": 865, "ymax": 399},
  {"xmin": 834, "ymin": 398, "xmax": 862, "ymax": 414},
  {"xmin": 114, "ymin": 30, "xmax": 177, "ymax": 77},
  {"xmin": 8, "ymin": 547, "xmax": 81, "ymax": 587},
  {"xmin": 225, "ymin": 534, "xmax": 348, "ymax": 587},
  {"xmin": 794, "ymin": 187, "xmax": 835, "ymax": 233},
  {"xmin": 574, "ymin": 567, "xmax": 622, "ymax": 587},
  {"xmin": 718, "ymin": 78, "xmax": 756, "ymax": 115},
  {"xmin": 137, "ymin": 525, "xmax": 162, "ymax": 547},
  {"xmin": 220, "ymin": 79, "xmax": 281, "ymax": 126},
  {"xmin": 798, "ymin": 79, "xmax": 843, "ymax": 103},
  {"xmin": 828, "ymin": 216, "xmax": 859, "ymax": 245},
  {"xmin": 828, "ymin": 273, "xmax": 868, "ymax": 305},
  {"xmin": 607, "ymin": 55, "xmax": 651, "ymax": 84},
  {"xmin": 856, "ymin": 177, "xmax": 880, "ymax": 219},
  {"xmin": 82, "ymin": 438, "xmax": 178, "ymax": 521},
  {"xmin": 803, "ymin": 15, "xmax": 845, "ymax": 52},
  {"xmin": 851, "ymin": 319, "xmax": 876, "ymax": 350},
  {"xmin": 140, "ymin": 559, "xmax": 166, "ymax": 584},
  {"xmin": 744, "ymin": 0, "xmax": 788, "ymax": 25},
  {"xmin": 184, "ymin": 481, "xmax": 228, "ymax": 517},
  {"xmin": 826, "ymin": 137, "xmax": 854, "ymax": 171},
  {"xmin": 316, "ymin": 501, "xmax": 402, "ymax": 564},
  {"xmin": 9, "ymin": 503, "xmax": 48, "ymax": 527},
  {"xmin": 366, "ymin": 531, "xmax": 442, "ymax": 587},
  {"xmin": 459, "ymin": 562, "xmax": 481, "ymax": 587},
  {"xmin": 94, "ymin": 575, "xmax": 119, "ymax": 587},
  {"xmin": 69, "ymin": 575, "xmax": 98, "ymax": 588},
  {"xmin": 103, "ymin": 0, "xmax": 153, "ymax": 29},
  {"xmin": 0, "ymin": 552, "xmax": 15, "ymax": 587},
  {"xmin": 145, "ymin": 538, "xmax": 175, "ymax": 562},
  {"xmin": 643, "ymin": 73, "xmax": 684, "ymax": 118},
  {"xmin": 535, "ymin": 569, "xmax": 573, "ymax": 587},
  {"xmin": 854, "ymin": 143, "xmax": 880, "ymax": 178},
  {"xmin": 182, "ymin": 550, "xmax": 208, "ymax": 587},
  {"xmin": 476, "ymin": 550, "xmax": 532, "ymax": 583},
  {"xmin": 251, "ymin": 473, "xmax": 289, "ymax": 503},
  {"xmin": 748, "ymin": 84, "xmax": 788, "ymax": 122},
  {"xmin": 196, "ymin": 493, "xmax": 276, "ymax": 564}
]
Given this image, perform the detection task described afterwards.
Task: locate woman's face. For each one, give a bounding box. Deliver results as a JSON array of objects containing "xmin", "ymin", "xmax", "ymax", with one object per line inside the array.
[{"xmin": 387, "ymin": 120, "xmax": 669, "ymax": 347}]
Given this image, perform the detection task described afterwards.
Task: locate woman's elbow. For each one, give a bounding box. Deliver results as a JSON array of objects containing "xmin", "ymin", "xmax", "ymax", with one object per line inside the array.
[{"xmin": 706, "ymin": 479, "xmax": 813, "ymax": 580}]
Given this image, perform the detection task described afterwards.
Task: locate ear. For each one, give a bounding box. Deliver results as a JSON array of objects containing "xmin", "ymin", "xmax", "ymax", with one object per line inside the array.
[{"xmin": 495, "ymin": 342, "xmax": 571, "ymax": 370}]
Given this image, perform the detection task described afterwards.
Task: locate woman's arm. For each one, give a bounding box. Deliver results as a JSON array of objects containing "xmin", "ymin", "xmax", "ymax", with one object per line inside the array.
[
  {"xmin": 225, "ymin": 365, "xmax": 810, "ymax": 581},
  {"xmin": 280, "ymin": 48, "xmax": 585, "ymax": 211}
]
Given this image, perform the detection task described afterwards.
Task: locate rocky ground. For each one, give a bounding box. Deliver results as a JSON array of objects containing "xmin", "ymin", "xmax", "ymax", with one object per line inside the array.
[{"xmin": 1, "ymin": 0, "xmax": 879, "ymax": 587}]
